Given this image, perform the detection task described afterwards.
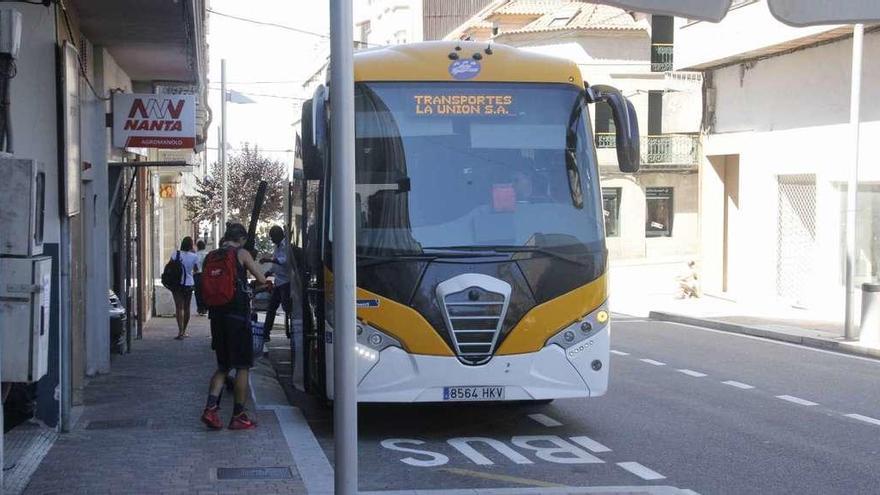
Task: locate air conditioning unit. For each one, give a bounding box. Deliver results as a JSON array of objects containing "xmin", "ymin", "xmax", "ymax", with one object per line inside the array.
[
  {"xmin": 0, "ymin": 159, "xmax": 46, "ymax": 256},
  {"xmin": 1, "ymin": 256, "xmax": 52, "ymax": 382}
]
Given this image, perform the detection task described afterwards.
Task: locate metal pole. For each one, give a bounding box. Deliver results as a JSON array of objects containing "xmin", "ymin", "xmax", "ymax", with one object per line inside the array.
[
  {"xmin": 330, "ymin": 0, "xmax": 358, "ymax": 493},
  {"xmin": 220, "ymin": 59, "xmax": 228, "ymax": 231},
  {"xmin": 59, "ymin": 218, "xmax": 72, "ymax": 432},
  {"xmin": 844, "ymin": 24, "xmax": 864, "ymax": 340}
]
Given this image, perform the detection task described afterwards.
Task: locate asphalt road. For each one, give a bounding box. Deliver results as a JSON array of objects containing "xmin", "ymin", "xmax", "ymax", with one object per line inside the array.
[{"xmin": 268, "ymin": 317, "xmax": 880, "ymax": 494}]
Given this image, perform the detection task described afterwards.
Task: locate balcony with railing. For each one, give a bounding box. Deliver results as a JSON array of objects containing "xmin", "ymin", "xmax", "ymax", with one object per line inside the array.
[
  {"xmin": 595, "ymin": 133, "xmax": 700, "ymax": 170},
  {"xmin": 651, "ymin": 43, "xmax": 674, "ymax": 72},
  {"xmin": 596, "ymin": 132, "xmax": 617, "ymax": 149}
]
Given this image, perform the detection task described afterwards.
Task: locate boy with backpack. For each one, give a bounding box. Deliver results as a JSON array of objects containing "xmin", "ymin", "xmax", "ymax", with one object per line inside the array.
[{"xmin": 199, "ymin": 223, "xmax": 273, "ymax": 430}]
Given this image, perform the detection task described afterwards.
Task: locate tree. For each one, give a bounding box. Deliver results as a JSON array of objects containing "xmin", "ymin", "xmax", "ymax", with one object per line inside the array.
[{"xmin": 187, "ymin": 144, "xmax": 287, "ymax": 227}]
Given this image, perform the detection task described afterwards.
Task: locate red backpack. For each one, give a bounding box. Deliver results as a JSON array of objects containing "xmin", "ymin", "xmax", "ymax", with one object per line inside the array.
[{"xmin": 200, "ymin": 247, "xmax": 241, "ymax": 308}]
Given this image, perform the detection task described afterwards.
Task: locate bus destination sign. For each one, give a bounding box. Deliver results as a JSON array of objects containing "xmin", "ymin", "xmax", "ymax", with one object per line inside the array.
[{"xmin": 414, "ymin": 94, "xmax": 513, "ymax": 116}]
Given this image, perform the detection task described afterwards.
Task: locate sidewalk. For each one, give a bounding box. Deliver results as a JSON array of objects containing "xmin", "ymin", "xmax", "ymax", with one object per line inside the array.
[
  {"xmin": 612, "ymin": 290, "xmax": 880, "ymax": 360},
  {"xmin": 21, "ymin": 316, "xmax": 311, "ymax": 495}
]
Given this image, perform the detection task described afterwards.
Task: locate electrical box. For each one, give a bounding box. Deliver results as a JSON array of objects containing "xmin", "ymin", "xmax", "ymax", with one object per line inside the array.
[
  {"xmin": 0, "ymin": 8, "xmax": 22, "ymax": 59},
  {"xmin": 1, "ymin": 256, "xmax": 51, "ymax": 382},
  {"xmin": 0, "ymin": 159, "xmax": 45, "ymax": 257}
]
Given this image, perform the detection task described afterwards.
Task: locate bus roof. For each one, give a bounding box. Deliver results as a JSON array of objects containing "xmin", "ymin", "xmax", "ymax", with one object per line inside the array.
[{"xmin": 353, "ymin": 41, "xmax": 583, "ymax": 87}]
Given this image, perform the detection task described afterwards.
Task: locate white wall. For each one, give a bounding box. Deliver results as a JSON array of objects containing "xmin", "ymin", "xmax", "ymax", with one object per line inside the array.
[
  {"xmin": 700, "ymin": 30, "xmax": 880, "ymax": 308},
  {"xmin": 603, "ymin": 173, "xmax": 699, "ymax": 259},
  {"xmin": 81, "ymin": 48, "xmax": 132, "ymax": 376},
  {"xmin": 674, "ymin": 0, "xmax": 843, "ymax": 70},
  {"xmin": 498, "ymin": 32, "xmax": 653, "ymax": 76},
  {"xmin": 8, "ymin": 5, "xmax": 59, "ymax": 242},
  {"xmin": 356, "ymin": 0, "xmax": 419, "ymax": 46}
]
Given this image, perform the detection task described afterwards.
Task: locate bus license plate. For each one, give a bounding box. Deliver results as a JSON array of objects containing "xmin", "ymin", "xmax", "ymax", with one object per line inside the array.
[{"xmin": 443, "ymin": 386, "xmax": 505, "ymax": 401}]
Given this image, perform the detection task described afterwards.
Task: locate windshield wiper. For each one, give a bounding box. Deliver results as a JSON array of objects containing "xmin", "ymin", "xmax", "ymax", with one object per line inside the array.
[
  {"xmin": 424, "ymin": 245, "xmax": 587, "ymax": 265},
  {"xmin": 357, "ymin": 250, "xmax": 497, "ymax": 267},
  {"xmin": 357, "ymin": 253, "xmax": 438, "ymax": 267},
  {"xmin": 493, "ymin": 246, "xmax": 587, "ymax": 265}
]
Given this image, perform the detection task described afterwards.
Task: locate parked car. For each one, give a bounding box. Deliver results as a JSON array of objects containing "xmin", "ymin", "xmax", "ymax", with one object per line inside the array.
[{"xmin": 109, "ymin": 290, "xmax": 126, "ymax": 354}]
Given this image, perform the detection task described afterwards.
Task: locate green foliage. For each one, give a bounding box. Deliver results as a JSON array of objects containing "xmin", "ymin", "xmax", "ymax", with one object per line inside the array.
[{"xmin": 186, "ymin": 144, "xmax": 287, "ymax": 226}]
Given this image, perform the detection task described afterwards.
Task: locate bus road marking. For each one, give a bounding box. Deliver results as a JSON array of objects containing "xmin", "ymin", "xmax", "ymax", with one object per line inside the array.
[
  {"xmin": 528, "ymin": 413, "xmax": 562, "ymax": 427},
  {"xmin": 639, "ymin": 358, "xmax": 666, "ymax": 366},
  {"xmin": 381, "ymin": 435, "xmax": 605, "ymax": 467},
  {"xmin": 776, "ymin": 395, "xmax": 818, "ymax": 406},
  {"xmin": 722, "ymin": 380, "xmax": 755, "ymax": 390},
  {"xmin": 844, "ymin": 413, "xmax": 880, "ymax": 426},
  {"xmin": 617, "ymin": 461, "xmax": 666, "ymax": 480},
  {"xmin": 570, "ymin": 436, "xmax": 611, "ymax": 453},
  {"xmin": 610, "ymin": 350, "xmax": 629, "ymax": 356},
  {"xmin": 380, "ymin": 439, "xmax": 450, "ymax": 467},
  {"xmin": 677, "ymin": 369, "xmax": 707, "ymax": 377},
  {"xmin": 447, "ymin": 437, "xmax": 533, "ymax": 465}
]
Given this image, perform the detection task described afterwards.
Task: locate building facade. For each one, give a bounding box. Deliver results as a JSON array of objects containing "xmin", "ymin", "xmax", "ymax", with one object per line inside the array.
[
  {"xmin": 354, "ymin": 0, "xmax": 494, "ymax": 46},
  {"xmin": 1, "ymin": 0, "xmax": 207, "ymax": 473},
  {"xmin": 675, "ymin": 0, "xmax": 878, "ymax": 312}
]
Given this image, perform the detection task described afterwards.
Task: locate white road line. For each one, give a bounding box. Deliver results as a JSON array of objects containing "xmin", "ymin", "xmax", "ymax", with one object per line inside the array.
[
  {"xmin": 722, "ymin": 380, "xmax": 755, "ymax": 390},
  {"xmin": 845, "ymin": 413, "xmax": 880, "ymax": 426},
  {"xmin": 677, "ymin": 369, "xmax": 707, "ymax": 377},
  {"xmin": 776, "ymin": 395, "xmax": 818, "ymax": 406},
  {"xmin": 617, "ymin": 461, "xmax": 666, "ymax": 481},
  {"xmin": 641, "ymin": 320, "xmax": 880, "ymax": 365},
  {"xmin": 610, "ymin": 350, "xmax": 630, "ymax": 356},
  {"xmin": 639, "ymin": 358, "xmax": 666, "ymax": 366},
  {"xmin": 570, "ymin": 436, "xmax": 611, "ymax": 453},
  {"xmin": 528, "ymin": 413, "xmax": 563, "ymax": 427}
]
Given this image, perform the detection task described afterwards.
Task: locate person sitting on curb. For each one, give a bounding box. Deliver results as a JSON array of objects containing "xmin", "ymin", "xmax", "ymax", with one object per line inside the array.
[
  {"xmin": 677, "ymin": 260, "xmax": 701, "ymax": 299},
  {"xmin": 200, "ymin": 223, "xmax": 273, "ymax": 431}
]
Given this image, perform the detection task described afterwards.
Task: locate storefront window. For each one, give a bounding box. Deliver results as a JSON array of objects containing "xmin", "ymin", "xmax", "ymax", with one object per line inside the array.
[
  {"xmin": 838, "ymin": 184, "xmax": 880, "ymax": 283},
  {"xmin": 646, "ymin": 187, "xmax": 673, "ymax": 237},
  {"xmin": 602, "ymin": 187, "xmax": 621, "ymax": 237}
]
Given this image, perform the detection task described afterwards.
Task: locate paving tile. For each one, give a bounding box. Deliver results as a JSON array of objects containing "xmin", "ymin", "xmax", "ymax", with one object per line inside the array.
[{"xmin": 22, "ymin": 317, "xmax": 307, "ymax": 494}]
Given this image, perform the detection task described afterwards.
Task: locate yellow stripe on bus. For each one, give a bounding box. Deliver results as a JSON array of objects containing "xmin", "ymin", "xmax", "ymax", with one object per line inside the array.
[
  {"xmin": 325, "ymin": 267, "xmax": 453, "ymax": 356},
  {"xmin": 496, "ymin": 275, "xmax": 607, "ymax": 355},
  {"xmin": 356, "ymin": 288, "xmax": 455, "ymax": 356}
]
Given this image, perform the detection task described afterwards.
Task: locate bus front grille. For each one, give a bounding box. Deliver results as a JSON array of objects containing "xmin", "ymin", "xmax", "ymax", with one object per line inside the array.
[{"xmin": 436, "ymin": 275, "xmax": 511, "ymax": 365}]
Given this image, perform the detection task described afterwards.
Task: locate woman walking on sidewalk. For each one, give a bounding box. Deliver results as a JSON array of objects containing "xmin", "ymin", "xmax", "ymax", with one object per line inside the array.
[
  {"xmin": 200, "ymin": 223, "xmax": 272, "ymax": 430},
  {"xmin": 171, "ymin": 236, "xmax": 200, "ymax": 340}
]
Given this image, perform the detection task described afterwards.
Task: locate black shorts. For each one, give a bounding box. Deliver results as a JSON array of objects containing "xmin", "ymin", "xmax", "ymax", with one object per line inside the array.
[
  {"xmin": 210, "ymin": 313, "xmax": 254, "ymax": 371},
  {"xmin": 173, "ymin": 286, "xmax": 194, "ymax": 298}
]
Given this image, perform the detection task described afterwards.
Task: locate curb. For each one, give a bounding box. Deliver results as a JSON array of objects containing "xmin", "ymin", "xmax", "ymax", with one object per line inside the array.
[
  {"xmin": 250, "ymin": 355, "xmax": 335, "ymax": 495},
  {"xmin": 649, "ymin": 311, "xmax": 880, "ymax": 360}
]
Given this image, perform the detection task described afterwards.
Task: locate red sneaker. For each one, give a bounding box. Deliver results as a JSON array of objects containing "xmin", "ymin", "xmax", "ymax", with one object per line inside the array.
[
  {"xmin": 228, "ymin": 412, "xmax": 257, "ymax": 430},
  {"xmin": 200, "ymin": 406, "xmax": 223, "ymax": 430}
]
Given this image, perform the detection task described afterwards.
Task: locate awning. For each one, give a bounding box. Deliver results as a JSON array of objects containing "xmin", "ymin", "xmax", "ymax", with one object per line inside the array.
[{"xmin": 594, "ymin": 0, "xmax": 880, "ymax": 25}]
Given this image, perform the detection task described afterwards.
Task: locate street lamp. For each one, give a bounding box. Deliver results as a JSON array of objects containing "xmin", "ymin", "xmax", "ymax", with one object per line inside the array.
[{"xmin": 219, "ymin": 59, "xmax": 256, "ymax": 232}]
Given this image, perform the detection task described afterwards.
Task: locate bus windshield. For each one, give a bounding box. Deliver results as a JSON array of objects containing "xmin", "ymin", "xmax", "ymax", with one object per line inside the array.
[{"xmin": 354, "ymin": 81, "xmax": 604, "ymax": 256}]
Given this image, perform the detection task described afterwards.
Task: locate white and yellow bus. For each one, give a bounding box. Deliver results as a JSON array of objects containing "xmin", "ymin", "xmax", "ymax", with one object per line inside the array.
[{"xmin": 296, "ymin": 41, "xmax": 639, "ymax": 403}]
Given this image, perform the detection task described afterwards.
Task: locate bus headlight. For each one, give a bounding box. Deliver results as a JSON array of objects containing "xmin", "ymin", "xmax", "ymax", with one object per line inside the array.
[
  {"xmin": 545, "ymin": 302, "xmax": 609, "ymax": 350},
  {"xmin": 356, "ymin": 344, "xmax": 379, "ymax": 362}
]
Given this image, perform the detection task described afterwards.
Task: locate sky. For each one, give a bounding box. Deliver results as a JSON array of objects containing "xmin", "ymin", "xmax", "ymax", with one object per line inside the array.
[{"xmin": 206, "ymin": 0, "xmax": 332, "ymax": 172}]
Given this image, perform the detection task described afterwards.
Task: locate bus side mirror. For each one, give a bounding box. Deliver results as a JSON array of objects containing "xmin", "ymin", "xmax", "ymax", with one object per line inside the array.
[
  {"xmin": 586, "ymin": 84, "xmax": 640, "ymax": 174},
  {"xmin": 301, "ymin": 85, "xmax": 328, "ymax": 180}
]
